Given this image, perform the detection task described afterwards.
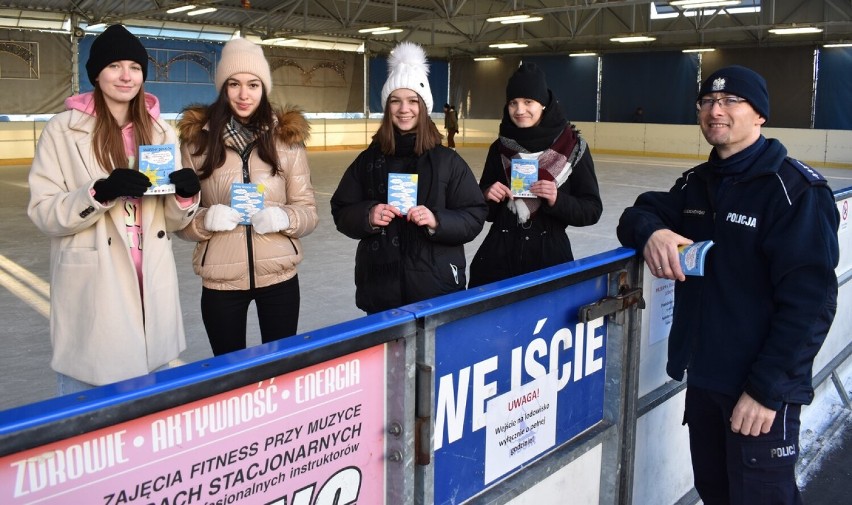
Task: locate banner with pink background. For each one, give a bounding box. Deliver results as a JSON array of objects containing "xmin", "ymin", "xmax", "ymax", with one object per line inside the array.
[{"xmin": 0, "ymin": 344, "xmax": 388, "ymax": 505}]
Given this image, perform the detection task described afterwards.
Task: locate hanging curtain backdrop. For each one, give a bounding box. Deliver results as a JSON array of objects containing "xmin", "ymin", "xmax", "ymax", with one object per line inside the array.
[
  {"xmin": 77, "ymin": 35, "xmax": 219, "ymax": 113},
  {"xmin": 0, "ymin": 30, "xmax": 848, "ymax": 130},
  {"xmin": 264, "ymin": 46, "xmax": 363, "ymax": 114},
  {"xmin": 600, "ymin": 52, "xmax": 699, "ymax": 125},
  {"xmin": 700, "ymin": 47, "xmax": 814, "ymax": 129},
  {"xmin": 449, "ymin": 57, "xmax": 522, "ymax": 120},
  {"xmin": 0, "ymin": 30, "xmax": 71, "ymax": 114},
  {"xmin": 78, "ymin": 36, "xmax": 363, "ymax": 114},
  {"xmin": 368, "ymin": 56, "xmax": 385, "ymax": 113},
  {"xmin": 815, "ymin": 47, "xmax": 852, "ymax": 130},
  {"xmin": 524, "ymin": 55, "xmax": 599, "ymax": 122}
]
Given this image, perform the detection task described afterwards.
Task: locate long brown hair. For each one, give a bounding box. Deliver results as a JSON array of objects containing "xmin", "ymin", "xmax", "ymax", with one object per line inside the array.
[
  {"xmin": 91, "ymin": 85, "xmax": 154, "ymax": 172},
  {"xmin": 373, "ymin": 96, "xmax": 442, "ymax": 156},
  {"xmin": 189, "ymin": 83, "xmax": 281, "ymax": 180}
]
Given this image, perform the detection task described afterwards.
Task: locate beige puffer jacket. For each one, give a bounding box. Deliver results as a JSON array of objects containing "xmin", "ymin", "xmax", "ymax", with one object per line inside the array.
[{"xmin": 177, "ymin": 106, "xmax": 318, "ymax": 290}]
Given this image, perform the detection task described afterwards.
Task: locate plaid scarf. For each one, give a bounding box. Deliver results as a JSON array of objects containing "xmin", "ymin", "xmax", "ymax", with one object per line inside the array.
[
  {"xmin": 499, "ymin": 125, "xmax": 585, "ymax": 223},
  {"xmin": 223, "ymin": 116, "xmax": 259, "ymax": 156}
]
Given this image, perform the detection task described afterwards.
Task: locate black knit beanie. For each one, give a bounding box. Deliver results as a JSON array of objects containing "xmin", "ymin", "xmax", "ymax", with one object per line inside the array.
[
  {"xmin": 86, "ymin": 25, "xmax": 149, "ymax": 85},
  {"xmin": 506, "ymin": 63, "xmax": 551, "ymax": 106},
  {"xmin": 698, "ymin": 65, "xmax": 770, "ymax": 119}
]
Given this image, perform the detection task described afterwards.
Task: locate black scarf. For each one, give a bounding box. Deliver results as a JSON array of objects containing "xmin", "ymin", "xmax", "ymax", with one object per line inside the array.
[
  {"xmin": 393, "ymin": 129, "xmax": 417, "ymax": 158},
  {"xmin": 498, "ymin": 95, "xmax": 569, "ymax": 152}
]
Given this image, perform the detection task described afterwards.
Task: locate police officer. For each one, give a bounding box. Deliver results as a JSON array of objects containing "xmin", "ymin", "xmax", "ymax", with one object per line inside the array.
[{"xmin": 617, "ymin": 65, "xmax": 839, "ymax": 505}]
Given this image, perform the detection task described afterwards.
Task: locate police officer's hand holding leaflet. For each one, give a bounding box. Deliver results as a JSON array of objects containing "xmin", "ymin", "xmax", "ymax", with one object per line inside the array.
[{"xmin": 616, "ymin": 65, "xmax": 839, "ymax": 505}]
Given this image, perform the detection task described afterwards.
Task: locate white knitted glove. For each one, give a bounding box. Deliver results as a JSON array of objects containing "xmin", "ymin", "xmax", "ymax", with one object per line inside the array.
[
  {"xmin": 251, "ymin": 206, "xmax": 290, "ymax": 235},
  {"xmin": 203, "ymin": 204, "xmax": 242, "ymax": 232}
]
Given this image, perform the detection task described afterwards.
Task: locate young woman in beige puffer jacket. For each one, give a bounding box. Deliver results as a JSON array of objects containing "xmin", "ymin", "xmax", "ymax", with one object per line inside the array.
[{"xmin": 177, "ymin": 38, "xmax": 317, "ymax": 356}]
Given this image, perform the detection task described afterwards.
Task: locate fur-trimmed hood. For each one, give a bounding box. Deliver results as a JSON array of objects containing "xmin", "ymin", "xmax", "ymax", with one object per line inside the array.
[{"xmin": 178, "ymin": 104, "xmax": 310, "ymax": 147}]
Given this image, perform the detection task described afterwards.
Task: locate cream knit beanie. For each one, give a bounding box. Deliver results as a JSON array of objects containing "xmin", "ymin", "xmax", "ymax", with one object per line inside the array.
[
  {"xmin": 214, "ymin": 38, "xmax": 273, "ymax": 92},
  {"xmin": 380, "ymin": 42, "xmax": 433, "ymax": 112}
]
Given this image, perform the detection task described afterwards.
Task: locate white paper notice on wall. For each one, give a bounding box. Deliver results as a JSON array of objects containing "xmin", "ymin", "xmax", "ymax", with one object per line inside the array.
[
  {"xmin": 648, "ymin": 276, "xmax": 675, "ymax": 346},
  {"xmin": 484, "ymin": 372, "xmax": 558, "ymax": 484}
]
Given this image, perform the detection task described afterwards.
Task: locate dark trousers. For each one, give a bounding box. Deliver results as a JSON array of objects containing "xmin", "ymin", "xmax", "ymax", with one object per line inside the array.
[
  {"xmin": 684, "ymin": 386, "xmax": 803, "ymax": 505},
  {"xmin": 447, "ymin": 129, "xmax": 457, "ymax": 148},
  {"xmin": 201, "ymin": 275, "xmax": 300, "ymax": 356}
]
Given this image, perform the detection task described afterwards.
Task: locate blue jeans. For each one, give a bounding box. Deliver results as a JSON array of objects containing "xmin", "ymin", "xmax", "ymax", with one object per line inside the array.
[{"xmin": 56, "ymin": 372, "xmax": 94, "ymax": 396}]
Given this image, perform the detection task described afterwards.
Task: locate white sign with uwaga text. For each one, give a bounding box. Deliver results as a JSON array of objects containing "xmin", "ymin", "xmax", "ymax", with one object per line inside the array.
[{"xmin": 484, "ymin": 372, "xmax": 558, "ymax": 483}]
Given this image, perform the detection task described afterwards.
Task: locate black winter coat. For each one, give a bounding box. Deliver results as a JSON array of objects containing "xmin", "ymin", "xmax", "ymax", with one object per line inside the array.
[
  {"xmin": 469, "ymin": 131, "xmax": 602, "ymax": 288},
  {"xmin": 331, "ymin": 142, "xmax": 487, "ymax": 314}
]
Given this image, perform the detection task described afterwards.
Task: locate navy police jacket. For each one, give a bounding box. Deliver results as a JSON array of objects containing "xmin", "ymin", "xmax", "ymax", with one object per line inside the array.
[{"xmin": 617, "ymin": 136, "xmax": 839, "ymax": 410}]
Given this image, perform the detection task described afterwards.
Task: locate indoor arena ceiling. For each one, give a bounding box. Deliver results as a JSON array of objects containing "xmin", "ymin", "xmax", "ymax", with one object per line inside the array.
[{"xmin": 0, "ymin": 1, "xmax": 850, "ymax": 57}]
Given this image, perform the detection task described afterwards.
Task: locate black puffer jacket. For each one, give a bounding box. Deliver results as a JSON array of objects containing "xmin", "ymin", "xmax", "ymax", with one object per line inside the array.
[{"xmin": 331, "ymin": 140, "xmax": 487, "ymax": 313}]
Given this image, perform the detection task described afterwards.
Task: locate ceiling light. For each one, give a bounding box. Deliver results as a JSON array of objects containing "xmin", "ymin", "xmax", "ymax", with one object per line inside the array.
[
  {"xmin": 487, "ymin": 14, "xmax": 532, "ymax": 23},
  {"xmin": 670, "ymin": 0, "xmax": 741, "ymax": 8},
  {"xmin": 358, "ymin": 26, "xmax": 390, "ymax": 33},
  {"xmin": 371, "ymin": 28, "xmax": 404, "ymax": 35},
  {"xmin": 86, "ymin": 23, "xmax": 106, "ymax": 31},
  {"xmin": 768, "ymin": 26, "xmax": 822, "ymax": 35},
  {"xmin": 166, "ymin": 5, "xmax": 196, "ymax": 14},
  {"xmin": 259, "ymin": 37, "xmax": 364, "ymax": 52},
  {"xmin": 726, "ymin": 6, "xmax": 760, "ymax": 14},
  {"xmin": 187, "ymin": 7, "xmax": 217, "ymax": 16},
  {"xmin": 610, "ymin": 35, "xmax": 656, "ymax": 43},
  {"xmin": 823, "ymin": 42, "xmax": 852, "ymax": 48},
  {"xmin": 682, "ymin": 47, "xmax": 716, "ymax": 53},
  {"xmin": 500, "ymin": 16, "xmax": 543, "ymax": 25},
  {"xmin": 569, "ymin": 52, "xmax": 598, "ymax": 57},
  {"xmin": 488, "ymin": 42, "xmax": 529, "ymax": 49},
  {"xmin": 474, "ymin": 56, "xmax": 497, "ymax": 61}
]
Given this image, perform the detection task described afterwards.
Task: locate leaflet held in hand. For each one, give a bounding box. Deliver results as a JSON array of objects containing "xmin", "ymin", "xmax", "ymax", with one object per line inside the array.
[
  {"xmin": 231, "ymin": 183, "xmax": 265, "ymax": 225},
  {"xmin": 510, "ymin": 158, "xmax": 538, "ymax": 197},
  {"xmin": 388, "ymin": 173, "xmax": 418, "ymax": 215},
  {"xmin": 139, "ymin": 144, "xmax": 177, "ymax": 195},
  {"xmin": 679, "ymin": 240, "xmax": 714, "ymax": 276}
]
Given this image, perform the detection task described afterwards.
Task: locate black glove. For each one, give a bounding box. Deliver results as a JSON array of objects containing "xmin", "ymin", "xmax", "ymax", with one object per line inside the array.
[
  {"xmin": 169, "ymin": 168, "xmax": 201, "ymax": 198},
  {"xmin": 93, "ymin": 168, "xmax": 152, "ymax": 203}
]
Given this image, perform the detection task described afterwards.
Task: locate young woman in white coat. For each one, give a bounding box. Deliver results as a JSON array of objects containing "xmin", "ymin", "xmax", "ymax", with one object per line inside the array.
[
  {"xmin": 177, "ymin": 38, "xmax": 318, "ymax": 356},
  {"xmin": 27, "ymin": 25, "xmax": 201, "ymax": 394}
]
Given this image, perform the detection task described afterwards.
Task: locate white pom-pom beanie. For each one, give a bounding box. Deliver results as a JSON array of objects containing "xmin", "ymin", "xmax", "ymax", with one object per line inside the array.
[
  {"xmin": 380, "ymin": 42, "xmax": 433, "ymax": 112},
  {"xmin": 215, "ymin": 38, "xmax": 273, "ymax": 92}
]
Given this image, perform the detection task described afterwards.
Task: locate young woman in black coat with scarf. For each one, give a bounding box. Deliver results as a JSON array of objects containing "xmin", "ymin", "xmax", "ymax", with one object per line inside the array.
[{"xmin": 469, "ymin": 63, "xmax": 603, "ymax": 287}]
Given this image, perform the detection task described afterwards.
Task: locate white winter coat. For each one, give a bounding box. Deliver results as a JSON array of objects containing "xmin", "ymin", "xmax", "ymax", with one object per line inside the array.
[{"xmin": 28, "ymin": 106, "xmax": 198, "ymax": 385}]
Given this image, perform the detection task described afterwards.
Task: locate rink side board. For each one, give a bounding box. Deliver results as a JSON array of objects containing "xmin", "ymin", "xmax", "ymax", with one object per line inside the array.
[{"xmin": 0, "ymin": 313, "xmax": 417, "ymax": 505}]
